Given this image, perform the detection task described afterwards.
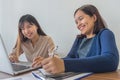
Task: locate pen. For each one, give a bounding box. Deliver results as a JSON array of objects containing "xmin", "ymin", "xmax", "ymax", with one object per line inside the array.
[
  {"xmin": 49, "ymin": 46, "xmax": 58, "ymax": 58},
  {"xmin": 32, "ymin": 72, "xmax": 45, "ymax": 80}
]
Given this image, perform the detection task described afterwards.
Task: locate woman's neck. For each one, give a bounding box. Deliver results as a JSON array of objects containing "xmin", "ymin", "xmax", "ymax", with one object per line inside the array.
[
  {"xmin": 31, "ymin": 34, "xmax": 40, "ymax": 47},
  {"xmin": 86, "ymin": 34, "xmax": 95, "ymax": 39}
]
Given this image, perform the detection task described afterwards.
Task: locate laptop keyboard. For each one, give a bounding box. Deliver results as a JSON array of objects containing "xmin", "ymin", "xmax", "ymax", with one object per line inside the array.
[{"xmin": 11, "ymin": 63, "xmax": 30, "ymax": 71}]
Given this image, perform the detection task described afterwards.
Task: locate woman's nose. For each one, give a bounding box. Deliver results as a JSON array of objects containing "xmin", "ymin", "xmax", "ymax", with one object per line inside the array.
[
  {"xmin": 77, "ymin": 21, "xmax": 81, "ymax": 27},
  {"xmin": 24, "ymin": 28, "xmax": 29, "ymax": 33}
]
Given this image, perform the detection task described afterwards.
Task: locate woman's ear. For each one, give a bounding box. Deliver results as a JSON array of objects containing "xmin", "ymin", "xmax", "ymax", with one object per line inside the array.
[{"xmin": 93, "ymin": 14, "xmax": 97, "ymax": 22}]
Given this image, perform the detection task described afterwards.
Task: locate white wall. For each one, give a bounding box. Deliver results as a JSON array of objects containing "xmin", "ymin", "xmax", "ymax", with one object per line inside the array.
[
  {"xmin": 0, "ymin": 0, "xmax": 2, "ymax": 33},
  {"xmin": 1, "ymin": 0, "xmax": 120, "ymax": 59}
]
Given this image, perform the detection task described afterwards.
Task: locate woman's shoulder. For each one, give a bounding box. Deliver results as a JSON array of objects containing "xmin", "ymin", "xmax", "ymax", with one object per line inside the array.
[
  {"xmin": 98, "ymin": 28, "xmax": 113, "ymax": 35},
  {"xmin": 97, "ymin": 28, "xmax": 114, "ymax": 38}
]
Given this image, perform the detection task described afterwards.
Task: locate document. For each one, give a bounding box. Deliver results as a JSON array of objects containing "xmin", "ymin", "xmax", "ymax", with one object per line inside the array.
[
  {"xmin": 2, "ymin": 69, "xmax": 92, "ymax": 80},
  {"xmin": 62, "ymin": 72, "xmax": 92, "ymax": 80},
  {"xmin": 51, "ymin": 72, "xmax": 92, "ymax": 80},
  {"xmin": 39, "ymin": 69, "xmax": 92, "ymax": 80}
]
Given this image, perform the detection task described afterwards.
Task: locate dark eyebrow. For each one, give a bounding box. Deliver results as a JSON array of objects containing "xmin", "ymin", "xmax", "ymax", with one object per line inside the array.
[
  {"xmin": 75, "ymin": 16, "xmax": 83, "ymax": 21},
  {"xmin": 78, "ymin": 16, "xmax": 83, "ymax": 20}
]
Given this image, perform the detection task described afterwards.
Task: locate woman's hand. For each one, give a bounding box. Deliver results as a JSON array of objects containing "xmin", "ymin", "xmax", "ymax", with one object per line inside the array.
[
  {"xmin": 32, "ymin": 56, "xmax": 44, "ymax": 68},
  {"xmin": 41, "ymin": 56, "xmax": 65, "ymax": 74},
  {"xmin": 9, "ymin": 55, "xmax": 19, "ymax": 63}
]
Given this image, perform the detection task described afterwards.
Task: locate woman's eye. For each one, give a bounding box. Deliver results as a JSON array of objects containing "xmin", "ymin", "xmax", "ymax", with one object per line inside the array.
[
  {"xmin": 75, "ymin": 16, "xmax": 83, "ymax": 24},
  {"xmin": 28, "ymin": 26, "xmax": 31, "ymax": 28},
  {"xmin": 21, "ymin": 25, "xmax": 32, "ymax": 30},
  {"xmin": 78, "ymin": 16, "xmax": 83, "ymax": 21},
  {"xmin": 21, "ymin": 28, "xmax": 25, "ymax": 30}
]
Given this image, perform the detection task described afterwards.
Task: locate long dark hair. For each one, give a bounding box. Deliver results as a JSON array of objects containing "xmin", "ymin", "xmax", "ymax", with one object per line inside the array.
[
  {"xmin": 15, "ymin": 14, "xmax": 46, "ymax": 56},
  {"xmin": 18, "ymin": 14, "xmax": 46, "ymax": 42},
  {"xmin": 74, "ymin": 4, "xmax": 106, "ymax": 38}
]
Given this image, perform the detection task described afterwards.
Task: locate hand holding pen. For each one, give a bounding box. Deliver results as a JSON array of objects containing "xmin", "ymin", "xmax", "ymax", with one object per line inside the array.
[
  {"xmin": 48, "ymin": 46, "xmax": 58, "ymax": 58},
  {"xmin": 41, "ymin": 46, "xmax": 65, "ymax": 74},
  {"xmin": 32, "ymin": 46, "xmax": 58, "ymax": 68},
  {"xmin": 41, "ymin": 56, "xmax": 65, "ymax": 74}
]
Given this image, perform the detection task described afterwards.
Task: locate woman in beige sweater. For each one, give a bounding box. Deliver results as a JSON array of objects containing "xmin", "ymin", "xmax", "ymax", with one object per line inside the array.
[{"xmin": 9, "ymin": 14, "xmax": 55, "ymax": 67}]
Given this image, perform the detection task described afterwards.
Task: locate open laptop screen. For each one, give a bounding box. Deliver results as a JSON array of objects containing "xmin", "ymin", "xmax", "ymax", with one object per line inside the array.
[
  {"xmin": 0, "ymin": 34, "xmax": 38, "ymax": 75},
  {"xmin": 0, "ymin": 34, "xmax": 14, "ymax": 74}
]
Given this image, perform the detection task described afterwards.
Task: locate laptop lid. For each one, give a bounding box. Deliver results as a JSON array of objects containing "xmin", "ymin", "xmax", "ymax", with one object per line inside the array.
[
  {"xmin": 0, "ymin": 34, "xmax": 34, "ymax": 75},
  {"xmin": 0, "ymin": 34, "xmax": 15, "ymax": 75}
]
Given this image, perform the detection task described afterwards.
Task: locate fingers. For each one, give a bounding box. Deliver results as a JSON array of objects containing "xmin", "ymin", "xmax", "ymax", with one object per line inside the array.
[
  {"xmin": 33, "ymin": 56, "xmax": 64, "ymax": 74},
  {"xmin": 32, "ymin": 61, "xmax": 42, "ymax": 68},
  {"xmin": 41, "ymin": 57, "xmax": 65, "ymax": 74},
  {"xmin": 33, "ymin": 57, "xmax": 41, "ymax": 62},
  {"xmin": 9, "ymin": 56, "xmax": 15, "ymax": 63},
  {"xmin": 41, "ymin": 57, "xmax": 56, "ymax": 74},
  {"xmin": 32, "ymin": 56, "xmax": 44, "ymax": 68},
  {"xmin": 42, "ymin": 61, "xmax": 56, "ymax": 74},
  {"xmin": 9, "ymin": 55, "xmax": 19, "ymax": 63}
]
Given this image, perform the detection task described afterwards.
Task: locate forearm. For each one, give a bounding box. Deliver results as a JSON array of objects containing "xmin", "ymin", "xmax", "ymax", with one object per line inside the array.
[{"xmin": 63, "ymin": 54, "xmax": 118, "ymax": 73}]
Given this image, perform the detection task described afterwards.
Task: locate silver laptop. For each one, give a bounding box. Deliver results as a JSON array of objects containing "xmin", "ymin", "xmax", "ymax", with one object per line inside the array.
[{"xmin": 0, "ymin": 34, "xmax": 36, "ymax": 75}]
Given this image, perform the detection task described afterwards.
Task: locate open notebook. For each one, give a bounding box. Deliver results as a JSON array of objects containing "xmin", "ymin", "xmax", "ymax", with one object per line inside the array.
[
  {"xmin": 0, "ymin": 34, "xmax": 37, "ymax": 75},
  {"xmin": 38, "ymin": 68, "xmax": 92, "ymax": 80}
]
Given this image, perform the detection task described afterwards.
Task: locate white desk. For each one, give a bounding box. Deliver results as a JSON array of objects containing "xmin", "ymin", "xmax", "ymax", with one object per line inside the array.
[
  {"xmin": 0, "ymin": 71, "xmax": 92, "ymax": 80},
  {"xmin": 0, "ymin": 71, "xmax": 39, "ymax": 80},
  {"xmin": 0, "ymin": 72, "xmax": 12, "ymax": 79},
  {"xmin": 0, "ymin": 72, "xmax": 24, "ymax": 79}
]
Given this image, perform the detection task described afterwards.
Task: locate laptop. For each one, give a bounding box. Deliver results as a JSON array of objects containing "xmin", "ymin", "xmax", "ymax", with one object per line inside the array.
[{"xmin": 0, "ymin": 34, "xmax": 37, "ymax": 75}]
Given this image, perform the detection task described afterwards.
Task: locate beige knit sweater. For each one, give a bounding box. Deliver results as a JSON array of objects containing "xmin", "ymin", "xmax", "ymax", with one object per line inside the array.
[{"xmin": 10, "ymin": 35, "xmax": 55, "ymax": 62}]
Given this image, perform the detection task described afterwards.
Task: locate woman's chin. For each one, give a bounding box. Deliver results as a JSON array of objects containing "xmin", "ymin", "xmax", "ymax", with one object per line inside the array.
[
  {"xmin": 81, "ymin": 32, "xmax": 85, "ymax": 35},
  {"xmin": 27, "ymin": 36, "xmax": 33, "ymax": 39}
]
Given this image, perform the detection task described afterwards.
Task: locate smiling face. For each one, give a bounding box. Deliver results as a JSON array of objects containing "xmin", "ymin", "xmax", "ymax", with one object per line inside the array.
[
  {"xmin": 21, "ymin": 21, "xmax": 39, "ymax": 40},
  {"xmin": 74, "ymin": 10, "xmax": 96, "ymax": 38}
]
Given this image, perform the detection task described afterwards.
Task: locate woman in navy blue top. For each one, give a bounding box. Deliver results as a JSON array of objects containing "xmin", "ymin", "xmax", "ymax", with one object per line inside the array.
[{"xmin": 40, "ymin": 4, "xmax": 119, "ymax": 74}]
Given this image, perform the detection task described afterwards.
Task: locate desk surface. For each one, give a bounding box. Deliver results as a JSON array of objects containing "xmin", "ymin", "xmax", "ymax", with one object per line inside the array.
[
  {"xmin": 0, "ymin": 72, "xmax": 12, "ymax": 79},
  {"xmin": 82, "ymin": 69, "xmax": 120, "ymax": 80},
  {"xmin": 0, "ymin": 69, "xmax": 120, "ymax": 80}
]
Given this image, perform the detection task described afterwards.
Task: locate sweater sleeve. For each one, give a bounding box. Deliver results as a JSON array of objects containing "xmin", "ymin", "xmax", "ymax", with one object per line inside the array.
[{"xmin": 64, "ymin": 30, "xmax": 119, "ymax": 73}]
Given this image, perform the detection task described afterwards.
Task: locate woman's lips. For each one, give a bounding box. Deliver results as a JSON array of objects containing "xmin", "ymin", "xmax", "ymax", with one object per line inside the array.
[{"xmin": 79, "ymin": 25, "xmax": 85, "ymax": 31}]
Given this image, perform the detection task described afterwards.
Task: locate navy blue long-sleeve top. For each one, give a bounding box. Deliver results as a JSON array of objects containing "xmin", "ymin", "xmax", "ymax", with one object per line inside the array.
[{"xmin": 63, "ymin": 28, "xmax": 119, "ymax": 73}]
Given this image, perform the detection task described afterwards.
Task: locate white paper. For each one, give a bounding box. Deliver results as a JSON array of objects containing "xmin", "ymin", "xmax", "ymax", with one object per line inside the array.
[{"xmin": 2, "ymin": 70, "xmax": 92, "ymax": 80}]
